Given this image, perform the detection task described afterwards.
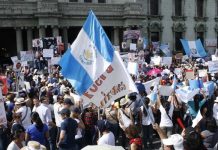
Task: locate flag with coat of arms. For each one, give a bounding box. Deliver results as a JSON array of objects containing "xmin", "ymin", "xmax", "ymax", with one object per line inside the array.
[{"xmin": 59, "ymin": 11, "xmax": 138, "ymax": 107}]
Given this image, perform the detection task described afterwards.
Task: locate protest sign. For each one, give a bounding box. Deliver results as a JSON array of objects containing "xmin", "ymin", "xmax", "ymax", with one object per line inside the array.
[
  {"xmin": 198, "ymin": 69, "xmax": 207, "ymax": 77},
  {"xmin": 11, "ymin": 56, "xmax": 18, "ymax": 63},
  {"xmin": 208, "ymin": 61, "xmax": 218, "ymax": 73},
  {"xmin": 130, "ymin": 43, "xmax": 137, "ymax": 51},
  {"xmin": 159, "ymin": 85, "xmax": 173, "ymax": 96},
  {"xmin": 143, "ymin": 77, "xmax": 161, "ymax": 94},
  {"xmin": 20, "ymin": 51, "xmax": 34, "ymax": 62},
  {"xmin": 127, "ymin": 62, "xmax": 138, "ymax": 75},
  {"xmin": 211, "ymin": 55, "xmax": 218, "ymax": 61},
  {"xmin": 192, "ymin": 111, "xmax": 202, "ymax": 128},
  {"xmin": 203, "ymin": 81, "xmax": 215, "ymax": 97},
  {"xmin": 205, "ymin": 39, "xmax": 217, "ymax": 47},
  {"xmin": 151, "ymin": 56, "xmax": 161, "ymax": 65},
  {"xmin": 43, "ymin": 49, "xmax": 54, "ymax": 58},
  {"xmin": 0, "ymin": 76, "xmax": 8, "ymax": 95},
  {"xmin": 21, "ymin": 61, "xmax": 28, "ymax": 67},
  {"xmin": 0, "ymin": 89, "xmax": 7, "ymax": 125},
  {"xmin": 162, "ymin": 57, "xmax": 172, "ymax": 67},
  {"xmin": 51, "ymin": 57, "xmax": 61, "ymax": 65},
  {"xmin": 81, "ymin": 52, "xmax": 138, "ymax": 107},
  {"xmin": 185, "ymin": 70, "xmax": 195, "ymax": 79},
  {"xmin": 123, "ymin": 30, "xmax": 141, "ymax": 40}
]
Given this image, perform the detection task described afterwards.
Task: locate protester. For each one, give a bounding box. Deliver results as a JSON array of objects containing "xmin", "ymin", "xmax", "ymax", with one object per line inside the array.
[
  {"xmin": 57, "ymin": 108, "xmax": 78, "ymax": 150},
  {"xmin": 25, "ymin": 112, "xmax": 49, "ymax": 146},
  {"xmin": 97, "ymin": 120, "xmax": 115, "ymax": 146},
  {"xmin": 7, "ymin": 124, "xmax": 25, "ymax": 150},
  {"xmin": 125, "ymin": 125, "xmax": 142, "ymax": 150}
]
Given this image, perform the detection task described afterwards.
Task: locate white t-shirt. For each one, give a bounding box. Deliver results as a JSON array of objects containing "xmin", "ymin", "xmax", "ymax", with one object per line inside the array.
[
  {"xmin": 74, "ymin": 118, "xmax": 83, "ymax": 139},
  {"xmin": 7, "ymin": 141, "xmax": 24, "ymax": 150},
  {"xmin": 159, "ymin": 104, "xmax": 174, "ymax": 127},
  {"xmin": 32, "ymin": 104, "xmax": 52, "ymax": 126},
  {"xmin": 141, "ymin": 106, "xmax": 154, "ymax": 126},
  {"xmin": 53, "ymin": 102, "xmax": 64, "ymax": 127},
  {"xmin": 213, "ymin": 103, "xmax": 218, "ymax": 121},
  {"xmin": 98, "ymin": 131, "xmax": 115, "ymax": 146},
  {"xmin": 16, "ymin": 106, "xmax": 31, "ymax": 130}
]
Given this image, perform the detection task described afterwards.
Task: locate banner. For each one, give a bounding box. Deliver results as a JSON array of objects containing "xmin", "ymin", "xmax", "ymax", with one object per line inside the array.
[
  {"xmin": 11, "ymin": 56, "xmax": 18, "ymax": 63},
  {"xmin": 162, "ymin": 57, "xmax": 172, "ymax": 67},
  {"xmin": 43, "ymin": 49, "xmax": 54, "ymax": 58},
  {"xmin": 205, "ymin": 39, "xmax": 217, "ymax": 47},
  {"xmin": 20, "ymin": 51, "xmax": 34, "ymax": 62},
  {"xmin": 130, "ymin": 43, "xmax": 137, "ymax": 51},
  {"xmin": 151, "ymin": 56, "xmax": 161, "ymax": 65},
  {"xmin": 143, "ymin": 77, "xmax": 161, "ymax": 94},
  {"xmin": 0, "ymin": 76, "xmax": 8, "ymax": 95},
  {"xmin": 208, "ymin": 61, "xmax": 218, "ymax": 73},
  {"xmin": 81, "ymin": 52, "xmax": 138, "ymax": 107},
  {"xmin": 159, "ymin": 85, "xmax": 173, "ymax": 96},
  {"xmin": 127, "ymin": 62, "xmax": 138, "ymax": 75},
  {"xmin": 212, "ymin": 55, "xmax": 218, "ymax": 61},
  {"xmin": 123, "ymin": 30, "xmax": 141, "ymax": 40},
  {"xmin": 51, "ymin": 57, "xmax": 61, "ymax": 65},
  {"xmin": 185, "ymin": 70, "xmax": 195, "ymax": 79},
  {"xmin": 0, "ymin": 89, "xmax": 7, "ymax": 125}
]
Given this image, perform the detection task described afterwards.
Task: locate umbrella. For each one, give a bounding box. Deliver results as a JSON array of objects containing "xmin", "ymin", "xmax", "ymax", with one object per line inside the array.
[
  {"xmin": 146, "ymin": 68, "xmax": 162, "ymax": 76},
  {"xmin": 82, "ymin": 145, "xmax": 125, "ymax": 150}
]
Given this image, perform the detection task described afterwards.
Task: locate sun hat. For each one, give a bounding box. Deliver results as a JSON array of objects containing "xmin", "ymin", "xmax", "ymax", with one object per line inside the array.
[
  {"xmin": 15, "ymin": 97, "xmax": 28, "ymax": 105},
  {"xmin": 162, "ymin": 134, "xmax": 184, "ymax": 150},
  {"xmin": 20, "ymin": 141, "xmax": 46, "ymax": 150},
  {"xmin": 120, "ymin": 98, "xmax": 129, "ymax": 106}
]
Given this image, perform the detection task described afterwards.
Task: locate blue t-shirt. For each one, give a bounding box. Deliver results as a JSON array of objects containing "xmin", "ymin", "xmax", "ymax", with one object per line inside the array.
[
  {"xmin": 59, "ymin": 118, "xmax": 78, "ymax": 148},
  {"xmin": 26, "ymin": 124, "xmax": 48, "ymax": 146}
]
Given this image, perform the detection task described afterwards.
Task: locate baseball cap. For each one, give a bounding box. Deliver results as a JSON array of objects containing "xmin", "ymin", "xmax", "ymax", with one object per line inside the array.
[
  {"xmin": 162, "ymin": 134, "xmax": 184, "ymax": 150},
  {"xmin": 72, "ymin": 107, "xmax": 81, "ymax": 114},
  {"xmin": 58, "ymin": 108, "xmax": 71, "ymax": 116},
  {"xmin": 64, "ymin": 98, "xmax": 74, "ymax": 105}
]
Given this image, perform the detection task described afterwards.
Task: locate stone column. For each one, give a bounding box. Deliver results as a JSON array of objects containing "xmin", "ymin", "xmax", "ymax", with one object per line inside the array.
[
  {"xmin": 16, "ymin": 28, "xmax": 23, "ymax": 56},
  {"xmin": 114, "ymin": 27, "xmax": 119, "ymax": 46},
  {"xmin": 27, "ymin": 28, "xmax": 33, "ymax": 50},
  {"xmin": 52, "ymin": 26, "xmax": 59, "ymax": 37},
  {"xmin": 39, "ymin": 26, "xmax": 46, "ymax": 38},
  {"xmin": 63, "ymin": 27, "xmax": 68, "ymax": 50}
]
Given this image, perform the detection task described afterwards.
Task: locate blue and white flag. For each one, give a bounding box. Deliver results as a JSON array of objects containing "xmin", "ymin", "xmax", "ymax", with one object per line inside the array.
[
  {"xmin": 171, "ymin": 75, "xmax": 177, "ymax": 91},
  {"xmin": 160, "ymin": 44, "xmax": 171, "ymax": 56},
  {"xmin": 60, "ymin": 11, "xmax": 138, "ymax": 107},
  {"xmin": 59, "ymin": 11, "xmax": 114, "ymax": 95},
  {"xmin": 180, "ymin": 39, "xmax": 207, "ymax": 57}
]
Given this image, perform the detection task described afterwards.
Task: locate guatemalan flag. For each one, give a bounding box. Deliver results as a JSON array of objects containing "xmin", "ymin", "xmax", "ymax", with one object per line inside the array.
[
  {"xmin": 180, "ymin": 39, "xmax": 207, "ymax": 57},
  {"xmin": 59, "ymin": 11, "xmax": 114, "ymax": 95}
]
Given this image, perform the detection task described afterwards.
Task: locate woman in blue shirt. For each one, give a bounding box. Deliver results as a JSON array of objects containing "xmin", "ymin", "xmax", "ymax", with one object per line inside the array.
[{"xmin": 25, "ymin": 112, "xmax": 49, "ymax": 146}]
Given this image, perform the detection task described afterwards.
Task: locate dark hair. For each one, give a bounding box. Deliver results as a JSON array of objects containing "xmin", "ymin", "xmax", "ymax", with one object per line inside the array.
[
  {"xmin": 125, "ymin": 125, "xmax": 140, "ymax": 139},
  {"xmin": 31, "ymin": 112, "xmax": 44, "ymax": 132},
  {"xmin": 193, "ymin": 94, "xmax": 203, "ymax": 112},
  {"xmin": 161, "ymin": 98, "xmax": 171, "ymax": 115},
  {"xmin": 205, "ymin": 117, "xmax": 217, "ymax": 133},
  {"xmin": 184, "ymin": 132, "xmax": 204, "ymax": 150},
  {"xmin": 143, "ymin": 97, "xmax": 150, "ymax": 117}
]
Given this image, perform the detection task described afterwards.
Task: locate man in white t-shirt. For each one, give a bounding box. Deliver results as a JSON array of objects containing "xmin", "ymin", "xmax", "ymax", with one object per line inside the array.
[
  {"xmin": 15, "ymin": 98, "xmax": 31, "ymax": 130},
  {"xmin": 97, "ymin": 120, "xmax": 115, "ymax": 146}
]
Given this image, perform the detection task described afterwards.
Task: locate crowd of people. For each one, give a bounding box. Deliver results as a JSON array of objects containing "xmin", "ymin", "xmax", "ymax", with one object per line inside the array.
[{"xmin": 0, "ymin": 48, "xmax": 218, "ymax": 150}]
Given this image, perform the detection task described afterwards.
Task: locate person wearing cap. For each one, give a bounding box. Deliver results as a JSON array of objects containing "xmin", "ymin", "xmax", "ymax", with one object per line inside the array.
[
  {"xmin": 57, "ymin": 108, "xmax": 78, "ymax": 150},
  {"xmin": 213, "ymin": 97, "xmax": 218, "ymax": 126},
  {"xmin": 97, "ymin": 120, "xmax": 115, "ymax": 146},
  {"xmin": 7, "ymin": 124, "xmax": 25, "ymax": 150},
  {"xmin": 118, "ymin": 97, "xmax": 134, "ymax": 149},
  {"xmin": 15, "ymin": 97, "xmax": 31, "ymax": 130}
]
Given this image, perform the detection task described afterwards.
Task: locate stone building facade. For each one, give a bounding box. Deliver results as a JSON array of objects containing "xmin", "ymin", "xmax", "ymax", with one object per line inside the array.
[
  {"xmin": 0, "ymin": 0, "xmax": 218, "ymax": 58},
  {"xmin": 0, "ymin": 0, "xmax": 145, "ymax": 58}
]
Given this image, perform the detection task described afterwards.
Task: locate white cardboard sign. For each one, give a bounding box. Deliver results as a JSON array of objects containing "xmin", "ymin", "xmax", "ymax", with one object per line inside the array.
[{"xmin": 43, "ymin": 49, "xmax": 54, "ymax": 58}]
